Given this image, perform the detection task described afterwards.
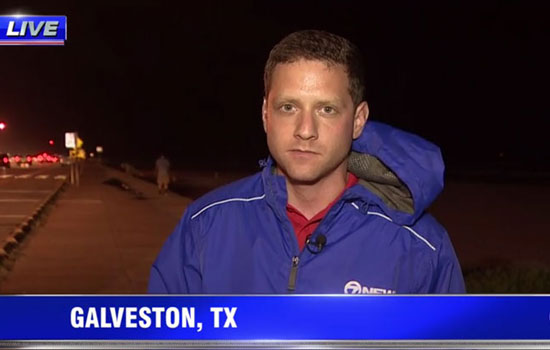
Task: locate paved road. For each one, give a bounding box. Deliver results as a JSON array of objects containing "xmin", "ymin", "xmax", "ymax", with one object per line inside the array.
[
  {"xmin": 0, "ymin": 162, "xmax": 191, "ymax": 293},
  {"xmin": 0, "ymin": 164, "xmax": 68, "ymax": 243}
]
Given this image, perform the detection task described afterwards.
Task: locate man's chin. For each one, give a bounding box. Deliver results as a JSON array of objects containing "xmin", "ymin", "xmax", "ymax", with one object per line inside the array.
[{"xmin": 279, "ymin": 167, "xmax": 323, "ymax": 185}]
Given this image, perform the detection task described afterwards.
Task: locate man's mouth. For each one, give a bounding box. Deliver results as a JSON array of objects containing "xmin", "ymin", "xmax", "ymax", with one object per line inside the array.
[
  {"xmin": 288, "ymin": 149, "xmax": 320, "ymax": 158},
  {"xmin": 289, "ymin": 149, "xmax": 318, "ymax": 154}
]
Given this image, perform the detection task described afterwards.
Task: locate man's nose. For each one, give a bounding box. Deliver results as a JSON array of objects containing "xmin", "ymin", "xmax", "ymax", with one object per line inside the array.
[{"xmin": 294, "ymin": 110, "xmax": 318, "ymax": 140}]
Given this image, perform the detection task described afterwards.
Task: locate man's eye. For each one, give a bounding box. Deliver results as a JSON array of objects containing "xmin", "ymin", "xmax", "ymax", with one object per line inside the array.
[
  {"xmin": 281, "ymin": 104, "xmax": 294, "ymax": 112},
  {"xmin": 322, "ymin": 106, "xmax": 336, "ymax": 114}
]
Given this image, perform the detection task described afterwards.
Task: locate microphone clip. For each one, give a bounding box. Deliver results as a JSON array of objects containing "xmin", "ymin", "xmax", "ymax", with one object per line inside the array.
[{"xmin": 305, "ymin": 234, "xmax": 327, "ymax": 254}]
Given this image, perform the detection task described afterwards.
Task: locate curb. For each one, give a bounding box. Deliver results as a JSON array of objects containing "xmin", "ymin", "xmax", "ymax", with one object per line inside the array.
[{"xmin": 0, "ymin": 180, "xmax": 67, "ymax": 265}]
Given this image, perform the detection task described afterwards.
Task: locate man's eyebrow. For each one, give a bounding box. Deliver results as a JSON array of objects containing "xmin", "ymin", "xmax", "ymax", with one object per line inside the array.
[
  {"xmin": 272, "ymin": 97, "xmax": 300, "ymax": 105},
  {"xmin": 315, "ymin": 98, "xmax": 345, "ymax": 106},
  {"xmin": 272, "ymin": 97, "xmax": 346, "ymax": 106}
]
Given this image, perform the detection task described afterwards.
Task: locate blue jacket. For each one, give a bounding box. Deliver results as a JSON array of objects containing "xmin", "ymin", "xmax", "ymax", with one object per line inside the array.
[{"xmin": 149, "ymin": 121, "xmax": 465, "ymax": 294}]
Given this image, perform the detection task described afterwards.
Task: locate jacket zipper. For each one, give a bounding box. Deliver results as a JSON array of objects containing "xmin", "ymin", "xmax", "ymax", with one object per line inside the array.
[{"xmin": 287, "ymin": 256, "xmax": 300, "ymax": 291}]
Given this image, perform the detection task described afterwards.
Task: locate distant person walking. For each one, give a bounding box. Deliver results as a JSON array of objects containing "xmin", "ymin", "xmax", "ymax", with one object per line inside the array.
[{"xmin": 155, "ymin": 154, "xmax": 170, "ymax": 195}]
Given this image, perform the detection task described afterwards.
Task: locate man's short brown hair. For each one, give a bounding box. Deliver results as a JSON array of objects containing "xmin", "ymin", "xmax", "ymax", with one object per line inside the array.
[{"xmin": 264, "ymin": 30, "xmax": 366, "ymax": 107}]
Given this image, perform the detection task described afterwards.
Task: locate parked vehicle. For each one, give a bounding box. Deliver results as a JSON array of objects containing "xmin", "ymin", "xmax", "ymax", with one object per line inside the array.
[{"xmin": 10, "ymin": 154, "xmax": 32, "ymax": 168}]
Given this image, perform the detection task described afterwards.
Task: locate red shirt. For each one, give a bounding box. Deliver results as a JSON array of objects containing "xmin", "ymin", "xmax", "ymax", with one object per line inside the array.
[{"xmin": 286, "ymin": 173, "xmax": 358, "ymax": 251}]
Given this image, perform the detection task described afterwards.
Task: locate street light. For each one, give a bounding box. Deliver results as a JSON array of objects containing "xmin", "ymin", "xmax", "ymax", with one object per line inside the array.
[{"xmin": 0, "ymin": 122, "xmax": 5, "ymax": 130}]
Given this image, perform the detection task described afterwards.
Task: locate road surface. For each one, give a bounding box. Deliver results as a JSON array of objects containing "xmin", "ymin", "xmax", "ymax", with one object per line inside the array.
[{"xmin": 0, "ymin": 163, "xmax": 68, "ymax": 244}]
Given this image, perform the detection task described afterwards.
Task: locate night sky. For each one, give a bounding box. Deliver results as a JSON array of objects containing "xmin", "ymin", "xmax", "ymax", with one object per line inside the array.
[{"xmin": 0, "ymin": 1, "xmax": 548, "ymax": 171}]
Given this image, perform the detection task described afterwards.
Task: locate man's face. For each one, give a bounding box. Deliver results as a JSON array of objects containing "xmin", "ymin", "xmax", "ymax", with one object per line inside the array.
[{"xmin": 263, "ymin": 59, "xmax": 368, "ymax": 184}]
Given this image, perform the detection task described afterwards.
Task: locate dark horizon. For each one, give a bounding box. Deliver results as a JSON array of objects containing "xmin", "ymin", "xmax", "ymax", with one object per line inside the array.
[{"xmin": 0, "ymin": 2, "xmax": 548, "ymax": 172}]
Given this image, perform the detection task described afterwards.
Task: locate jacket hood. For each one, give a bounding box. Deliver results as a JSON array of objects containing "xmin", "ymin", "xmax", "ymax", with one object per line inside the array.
[{"xmin": 349, "ymin": 121, "xmax": 444, "ymax": 226}]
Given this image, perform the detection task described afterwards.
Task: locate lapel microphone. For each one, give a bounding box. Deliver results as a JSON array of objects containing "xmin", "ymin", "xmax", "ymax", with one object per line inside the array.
[{"xmin": 305, "ymin": 234, "xmax": 327, "ymax": 254}]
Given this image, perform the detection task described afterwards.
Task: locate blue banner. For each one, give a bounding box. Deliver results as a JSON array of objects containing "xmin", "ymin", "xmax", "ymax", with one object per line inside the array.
[
  {"xmin": 0, "ymin": 16, "xmax": 67, "ymax": 45},
  {"xmin": 0, "ymin": 296, "xmax": 549, "ymax": 340}
]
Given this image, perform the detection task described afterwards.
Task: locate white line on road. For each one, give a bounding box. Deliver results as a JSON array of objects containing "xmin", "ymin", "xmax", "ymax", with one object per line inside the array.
[
  {"xmin": 0, "ymin": 166, "xmax": 64, "ymax": 182},
  {"xmin": 54, "ymin": 175, "xmax": 67, "ymax": 180},
  {"xmin": 15, "ymin": 174, "xmax": 31, "ymax": 179},
  {"xmin": 0, "ymin": 190, "xmax": 51, "ymax": 194}
]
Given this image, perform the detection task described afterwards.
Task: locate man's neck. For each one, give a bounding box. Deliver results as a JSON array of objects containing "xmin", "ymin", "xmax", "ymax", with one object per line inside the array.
[{"xmin": 282, "ymin": 165, "xmax": 349, "ymax": 220}]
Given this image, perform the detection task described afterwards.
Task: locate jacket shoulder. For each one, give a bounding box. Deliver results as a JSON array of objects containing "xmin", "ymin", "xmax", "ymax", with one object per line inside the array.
[
  {"xmin": 408, "ymin": 213, "xmax": 450, "ymax": 252},
  {"xmin": 148, "ymin": 171, "xmax": 265, "ymax": 294},
  {"xmin": 186, "ymin": 171, "xmax": 265, "ymax": 220},
  {"xmin": 405, "ymin": 213, "xmax": 465, "ymax": 293}
]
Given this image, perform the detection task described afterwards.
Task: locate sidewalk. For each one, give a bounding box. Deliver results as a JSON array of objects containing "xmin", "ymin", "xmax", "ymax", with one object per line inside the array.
[{"xmin": 0, "ymin": 162, "xmax": 192, "ymax": 294}]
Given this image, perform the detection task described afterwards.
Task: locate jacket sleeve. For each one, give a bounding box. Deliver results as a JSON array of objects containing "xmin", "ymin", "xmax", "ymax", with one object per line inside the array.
[
  {"xmin": 429, "ymin": 229, "xmax": 466, "ymax": 293},
  {"xmin": 148, "ymin": 210, "xmax": 202, "ymax": 294}
]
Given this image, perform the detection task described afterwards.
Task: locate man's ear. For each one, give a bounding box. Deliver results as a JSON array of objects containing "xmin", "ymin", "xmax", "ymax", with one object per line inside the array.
[
  {"xmin": 352, "ymin": 101, "xmax": 369, "ymax": 139},
  {"xmin": 262, "ymin": 97, "xmax": 268, "ymax": 133}
]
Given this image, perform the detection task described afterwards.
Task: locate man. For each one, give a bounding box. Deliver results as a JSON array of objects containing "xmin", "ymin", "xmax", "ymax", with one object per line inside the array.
[
  {"xmin": 155, "ymin": 154, "xmax": 170, "ymax": 195},
  {"xmin": 149, "ymin": 30, "xmax": 465, "ymax": 294}
]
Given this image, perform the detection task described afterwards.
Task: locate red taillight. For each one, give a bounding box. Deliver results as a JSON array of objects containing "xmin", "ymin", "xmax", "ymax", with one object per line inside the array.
[
  {"xmin": 26, "ymin": 156, "xmax": 31, "ymax": 162},
  {"xmin": 37, "ymin": 155, "xmax": 44, "ymax": 162},
  {"xmin": 2, "ymin": 157, "xmax": 8, "ymax": 164},
  {"xmin": 14, "ymin": 155, "xmax": 20, "ymax": 162}
]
